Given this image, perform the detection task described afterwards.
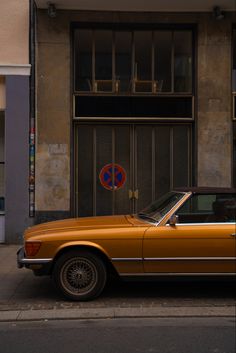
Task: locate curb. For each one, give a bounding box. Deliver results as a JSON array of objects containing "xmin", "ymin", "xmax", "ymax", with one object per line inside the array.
[{"xmin": 0, "ymin": 306, "xmax": 235, "ymax": 322}]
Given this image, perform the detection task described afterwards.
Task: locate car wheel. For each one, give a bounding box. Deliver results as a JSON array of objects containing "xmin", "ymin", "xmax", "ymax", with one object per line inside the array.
[{"xmin": 52, "ymin": 250, "xmax": 107, "ymax": 301}]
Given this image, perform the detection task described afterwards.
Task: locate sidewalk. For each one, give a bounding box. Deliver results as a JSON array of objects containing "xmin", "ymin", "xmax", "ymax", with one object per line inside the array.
[{"xmin": 0, "ymin": 245, "xmax": 235, "ymax": 322}]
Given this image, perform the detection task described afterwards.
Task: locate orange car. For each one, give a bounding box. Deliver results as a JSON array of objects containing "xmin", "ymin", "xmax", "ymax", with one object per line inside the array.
[{"xmin": 17, "ymin": 187, "xmax": 236, "ymax": 301}]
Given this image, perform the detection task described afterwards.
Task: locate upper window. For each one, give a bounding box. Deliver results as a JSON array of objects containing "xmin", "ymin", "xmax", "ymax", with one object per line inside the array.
[
  {"xmin": 176, "ymin": 194, "xmax": 236, "ymax": 223},
  {"xmin": 74, "ymin": 28, "xmax": 193, "ymax": 95}
]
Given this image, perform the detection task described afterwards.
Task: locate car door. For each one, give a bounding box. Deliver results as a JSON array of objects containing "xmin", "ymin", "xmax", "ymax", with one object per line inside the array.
[{"xmin": 143, "ymin": 193, "xmax": 236, "ymax": 274}]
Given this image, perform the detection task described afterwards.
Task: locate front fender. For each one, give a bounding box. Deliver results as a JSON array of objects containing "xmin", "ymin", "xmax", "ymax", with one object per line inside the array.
[{"xmin": 54, "ymin": 240, "xmax": 111, "ymax": 260}]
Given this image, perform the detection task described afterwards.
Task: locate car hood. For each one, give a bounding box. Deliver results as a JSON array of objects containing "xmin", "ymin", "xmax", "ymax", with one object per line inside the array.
[{"xmin": 24, "ymin": 215, "xmax": 140, "ymax": 239}]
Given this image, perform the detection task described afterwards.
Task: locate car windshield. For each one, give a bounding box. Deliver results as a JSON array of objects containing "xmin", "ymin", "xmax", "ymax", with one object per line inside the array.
[{"xmin": 137, "ymin": 191, "xmax": 185, "ymax": 223}]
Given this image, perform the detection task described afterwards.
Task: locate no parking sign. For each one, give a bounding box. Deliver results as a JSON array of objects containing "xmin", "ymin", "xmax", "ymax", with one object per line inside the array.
[{"xmin": 99, "ymin": 164, "xmax": 126, "ymax": 190}]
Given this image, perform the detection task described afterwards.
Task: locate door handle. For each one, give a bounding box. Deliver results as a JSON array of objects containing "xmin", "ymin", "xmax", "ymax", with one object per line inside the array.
[
  {"xmin": 129, "ymin": 190, "xmax": 139, "ymax": 200},
  {"xmin": 231, "ymin": 233, "xmax": 236, "ymax": 237}
]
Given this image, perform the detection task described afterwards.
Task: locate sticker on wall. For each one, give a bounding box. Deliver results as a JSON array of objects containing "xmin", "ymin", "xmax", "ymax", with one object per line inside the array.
[{"xmin": 99, "ymin": 164, "xmax": 126, "ymax": 191}]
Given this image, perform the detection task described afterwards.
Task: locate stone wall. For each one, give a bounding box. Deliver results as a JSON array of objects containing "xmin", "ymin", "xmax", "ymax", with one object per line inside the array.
[{"xmin": 197, "ymin": 15, "xmax": 232, "ymax": 186}]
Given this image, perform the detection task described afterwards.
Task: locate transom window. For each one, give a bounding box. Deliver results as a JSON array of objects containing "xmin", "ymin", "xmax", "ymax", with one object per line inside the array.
[{"xmin": 74, "ymin": 28, "xmax": 193, "ymax": 95}]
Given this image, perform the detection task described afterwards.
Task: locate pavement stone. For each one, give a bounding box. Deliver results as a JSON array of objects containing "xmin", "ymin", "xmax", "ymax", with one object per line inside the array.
[{"xmin": 0, "ymin": 245, "xmax": 235, "ymax": 321}]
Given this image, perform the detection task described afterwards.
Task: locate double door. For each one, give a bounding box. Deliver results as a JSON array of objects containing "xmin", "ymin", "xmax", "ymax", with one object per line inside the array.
[{"xmin": 74, "ymin": 123, "xmax": 192, "ymax": 217}]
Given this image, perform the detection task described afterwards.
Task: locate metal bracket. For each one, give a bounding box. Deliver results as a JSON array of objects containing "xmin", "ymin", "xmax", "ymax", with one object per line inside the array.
[{"xmin": 129, "ymin": 189, "xmax": 139, "ymax": 200}]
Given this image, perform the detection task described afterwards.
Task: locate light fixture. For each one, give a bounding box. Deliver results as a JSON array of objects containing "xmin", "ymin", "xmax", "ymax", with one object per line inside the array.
[
  {"xmin": 47, "ymin": 3, "xmax": 57, "ymax": 18},
  {"xmin": 213, "ymin": 6, "xmax": 225, "ymax": 20}
]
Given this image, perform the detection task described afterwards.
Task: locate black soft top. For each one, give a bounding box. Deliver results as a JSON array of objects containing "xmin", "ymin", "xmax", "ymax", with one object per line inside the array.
[{"xmin": 173, "ymin": 187, "xmax": 236, "ymax": 194}]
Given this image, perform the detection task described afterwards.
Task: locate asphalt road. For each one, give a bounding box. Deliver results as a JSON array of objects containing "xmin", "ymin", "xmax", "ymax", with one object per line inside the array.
[{"xmin": 0, "ymin": 317, "xmax": 235, "ymax": 353}]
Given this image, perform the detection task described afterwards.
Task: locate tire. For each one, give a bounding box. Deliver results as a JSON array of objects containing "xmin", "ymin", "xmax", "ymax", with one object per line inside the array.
[{"xmin": 52, "ymin": 250, "xmax": 107, "ymax": 301}]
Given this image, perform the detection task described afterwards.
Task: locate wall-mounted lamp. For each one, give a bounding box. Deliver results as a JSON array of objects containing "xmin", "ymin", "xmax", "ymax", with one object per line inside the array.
[
  {"xmin": 213, "ymin": 6, "xmax": 225, "ymax": 20},
  {"xmin": 47, "ymin": 3, "xmax": 57, "ymax": 18}
]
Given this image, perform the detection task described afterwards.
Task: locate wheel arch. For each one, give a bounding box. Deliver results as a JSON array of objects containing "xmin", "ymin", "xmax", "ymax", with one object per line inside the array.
[{"xmin": 51, "ymin": 242, "xmax": 119, "ymax": 278}]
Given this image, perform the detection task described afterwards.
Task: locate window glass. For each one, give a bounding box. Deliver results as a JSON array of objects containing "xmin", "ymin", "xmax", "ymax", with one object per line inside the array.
[
  {"xmin": 174, "ymin": 31, "xmax": 192, "ymax": 92},
  {"xmin": 74, "ymin": 28, "xmax": 194, "ymax": 96},
  {"xmin": 154, "ymin": 31, "xmax": 172, "ymax": 92},
  {"xmin": 74, "ymin": 30, "xmax": 93, "ymax": 91},
  {"xmin": 134, "ymin": 31, "xmax": 152, "ymax": 91},
  {"xmin": 176, "ymin": 194, "xmax": 236, "ymax": 223},
  {"xmin": 138, "ymin": 191, "xmax": 184, "ymax": 223},
  {"xmin": 95, "ymin": 30, "xmax": 112, "ymax": 91},
  {"xmin": 115, "ymin": 31, "xmax": 132, "ymax": 92}
]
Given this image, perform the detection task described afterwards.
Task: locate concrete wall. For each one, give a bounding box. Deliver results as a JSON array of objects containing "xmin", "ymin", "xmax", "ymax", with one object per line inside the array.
[
  {"xmin": 198, "ymin": 16, "xmax": 232, "ymax": 186},
  {"xmin": 36, "ymin": 10, "xmax": 234, "ymax": 217},
  {"xmin": 36, "ymin": 11, "xmax": 70, "ymax": 215}
]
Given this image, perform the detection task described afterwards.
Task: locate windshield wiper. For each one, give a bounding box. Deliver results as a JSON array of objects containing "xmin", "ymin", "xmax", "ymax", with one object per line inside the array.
[{"xmin": 137, "ymin": 213, "xmax": 157, "ymax": 223}]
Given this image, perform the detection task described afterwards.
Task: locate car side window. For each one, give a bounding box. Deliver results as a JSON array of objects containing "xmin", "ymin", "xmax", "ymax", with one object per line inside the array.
[{"xmin": 175, "ymin": 194, "xmax": 236, "ymax": 223}]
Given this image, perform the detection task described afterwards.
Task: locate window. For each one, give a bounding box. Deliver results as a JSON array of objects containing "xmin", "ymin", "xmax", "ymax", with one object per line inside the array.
[
  {"xmin": 74, "ymin": 30, "xmax": 93, "ymax": 92},
  {"xmin": 95, "ymin": 30, "xmax": 113, "ymax": 91},
  {"xmin": 115, "ymin": 31, "xmax": 132, "ymax": 92},
  {"xmin": 176, "ymin": 194, "xmax": 236, "ymax": 223},
  {"xmin": 174, "ymin": 31, "xmax": 192, "ymax": 92},
  {"xmin": 154, "ymin": 31, "xmax": 172, "ymax": 92},
  {"xmin": 0, "ymin": 111, "xmax": 4, "ymax": 212},
  {"xmin": 74, "ymin": 27, "xmax": 193, "ymax": 95}
]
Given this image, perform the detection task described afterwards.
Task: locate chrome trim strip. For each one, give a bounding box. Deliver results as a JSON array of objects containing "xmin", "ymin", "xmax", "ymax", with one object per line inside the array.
[
  {"xmin": 19, "ymin": 258, "xmax": 52, "ymax": 265},
  {"xmin": 112, "ymin": 258, "xmax": 142, "ymax": 262},
  {"xmin": 144, "ymin": 257, "xmax": 236, "ymax": 261},
  {"xmin": 112, "ymin": 257, "xmax": 236, "ymax": 262},
  {"xmin": 120, "ymin": 273, "xmax": 236, "ymax": 277},
  {"xmin": 166, "ymin": 222, "xmax": 236, "ymax": 226}
]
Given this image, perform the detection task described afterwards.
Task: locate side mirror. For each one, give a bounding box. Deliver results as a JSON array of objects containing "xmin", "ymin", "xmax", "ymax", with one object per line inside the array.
[{"xmin": 169, "ymin": 214, "xmax": 179, "ymax": 226}]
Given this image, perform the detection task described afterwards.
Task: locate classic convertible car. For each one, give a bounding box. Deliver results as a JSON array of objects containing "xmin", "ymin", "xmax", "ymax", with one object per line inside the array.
[{"xmin": 17, "ymin": 187, "xmax": 236, "ymax": 301}]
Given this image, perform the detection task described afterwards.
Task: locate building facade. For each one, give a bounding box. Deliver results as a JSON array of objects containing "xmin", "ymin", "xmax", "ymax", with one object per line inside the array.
[
  {"xmin": 0, "ymin": 0, "xmax": 32, "ymax": 243},
  {"xmin": 0, "ymin": 0, "xmax": 235, "ymax": 243}
]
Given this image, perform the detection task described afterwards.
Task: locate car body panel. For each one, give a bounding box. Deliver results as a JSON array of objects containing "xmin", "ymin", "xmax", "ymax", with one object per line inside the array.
[
  {"xmin": 23, "ymin": 216, "xmax": 149, "ymax": 274},
  {"xmin": 18, "ymin": 188, "xmax": 236, "ymax": 279},
  {"xmin": 143, "ymin": 223, "xmax": 236, "ymax": 273}
]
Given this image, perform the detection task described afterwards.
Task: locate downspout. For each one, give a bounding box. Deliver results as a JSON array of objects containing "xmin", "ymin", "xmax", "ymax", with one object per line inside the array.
[{"xmin": 29, "ymin": 0, "xmax": 36, "ymax": 217}]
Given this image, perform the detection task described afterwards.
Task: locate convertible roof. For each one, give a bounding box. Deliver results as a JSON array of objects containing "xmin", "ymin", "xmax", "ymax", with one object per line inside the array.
[{"xmin": 173, "ymin": 187, "xmax": 236, "ymax": 194}]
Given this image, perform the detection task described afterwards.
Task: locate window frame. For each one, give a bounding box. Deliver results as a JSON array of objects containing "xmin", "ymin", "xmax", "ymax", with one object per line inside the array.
[{"xmin": 72, "ymin": 23, "xmax": 196, "ymax": 97}]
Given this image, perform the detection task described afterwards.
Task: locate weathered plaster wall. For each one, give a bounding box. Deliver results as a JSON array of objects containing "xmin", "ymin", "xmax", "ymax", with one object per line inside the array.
[
  {"xmin": 198, "ymin": 16, "xmax": 232, "ymax": 187},
  {"xmin": 36, "ymin": 12, "xmax": 71, "ymax": 211},
  {"xmin": 36, "ymin": 10, "xmax": 234, "ymax": 214},
  {"xmin": 0, "ymin": 0, "xmax": 29, "ymax": 65}
]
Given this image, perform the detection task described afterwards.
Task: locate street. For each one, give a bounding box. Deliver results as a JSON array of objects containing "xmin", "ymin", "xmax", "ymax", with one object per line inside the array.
[{"xmin": 0, "ymin": 317, "xmax": 235, "ymax": 353}]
